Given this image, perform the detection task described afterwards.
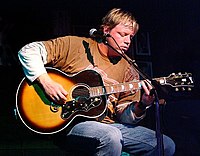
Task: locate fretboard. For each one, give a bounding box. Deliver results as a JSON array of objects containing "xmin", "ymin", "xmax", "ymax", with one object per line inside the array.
[{"xmin": 89, "ymin": 80, "xmax": 142, "ymax": 97}]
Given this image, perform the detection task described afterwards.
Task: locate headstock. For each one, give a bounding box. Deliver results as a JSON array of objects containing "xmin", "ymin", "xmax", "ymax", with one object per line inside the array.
[{"xmin": 158, "ymin": 72, "xmax": 194, "ymax": 91}]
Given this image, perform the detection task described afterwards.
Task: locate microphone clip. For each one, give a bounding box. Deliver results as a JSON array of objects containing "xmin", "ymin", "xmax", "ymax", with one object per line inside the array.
[{"xmin": 89, "ymin": 28, "xmax": 110, "ymax": 43}]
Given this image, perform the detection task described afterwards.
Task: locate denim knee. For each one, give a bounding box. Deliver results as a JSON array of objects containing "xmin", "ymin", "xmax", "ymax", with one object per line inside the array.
[
  {"xmin": 104, "ymin": 126, "xmax": 123, "ymax": 148},
  {"xmin": 98, "ymin": 126, "xmax": 123, "ymax": 156},
  {"xmin": 163, "ymin": 135, "xmax": 176, "ymax": 156}
]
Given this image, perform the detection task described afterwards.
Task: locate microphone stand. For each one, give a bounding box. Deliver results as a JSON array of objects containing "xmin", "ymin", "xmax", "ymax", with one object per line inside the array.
[{"xmin": 103, "ymin": 39, "xmax": 164, "ymax": 156}]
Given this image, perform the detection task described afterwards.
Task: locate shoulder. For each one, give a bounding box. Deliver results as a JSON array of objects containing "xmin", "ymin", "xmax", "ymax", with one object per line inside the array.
[
  {"xmin": 42, "ymin": 36, "xmax": 97, "ymax": 49},
  {"xmin": 57, "ymin": 36, "xmax": 95, "ymax": 43},
  {"xmin": 43, "ymin": 35, "xmax": 95, "ymax": 43}
]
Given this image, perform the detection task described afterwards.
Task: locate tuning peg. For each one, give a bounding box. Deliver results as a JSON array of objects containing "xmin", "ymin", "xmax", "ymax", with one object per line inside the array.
[
  {"xmin": 188, "ymin": 88, "xmax": 192, "ymax": 91},
  {"xmin": 181, "ymin": 82, "xmax": 185, "ymax": 85},
  {"xmin": 175, "ymin": 88, "xmax": 179, "ymax": 92},
  {"xmin": 182, "ymin": 87, "xmax": 185, "ymax": 91},
  {"xmin": 178, "ymin": 72, "xmax": 182, "ymax": 75}
]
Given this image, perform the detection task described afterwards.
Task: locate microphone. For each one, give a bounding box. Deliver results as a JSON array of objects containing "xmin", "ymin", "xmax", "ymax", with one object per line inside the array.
[{"xmin": 89, "ymin": 28, "xmax": 110, "ymax": 41}]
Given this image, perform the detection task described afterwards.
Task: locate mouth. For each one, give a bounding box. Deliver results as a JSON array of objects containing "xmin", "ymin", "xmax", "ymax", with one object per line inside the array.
[{"xmin": 121, "ymin": 47, "xmax": 128, "ymax": 52}]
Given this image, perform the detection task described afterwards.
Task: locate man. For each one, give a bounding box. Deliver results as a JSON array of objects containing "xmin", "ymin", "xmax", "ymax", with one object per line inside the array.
[{"xmin": 18, "ymin": 8, "xmax": 175, "ymax": 156}]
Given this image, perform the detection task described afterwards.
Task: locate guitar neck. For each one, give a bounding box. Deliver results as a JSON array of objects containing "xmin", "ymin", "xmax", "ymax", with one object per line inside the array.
[{"xmin": 89, "ymin": 80, "xmax": 143, "ymax": 97}]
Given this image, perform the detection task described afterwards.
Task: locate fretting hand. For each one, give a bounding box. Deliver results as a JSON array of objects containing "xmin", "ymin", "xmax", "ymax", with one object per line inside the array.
[{"xmin": 140, "ymin": 79, "xmax": 155, "ymax": 107}]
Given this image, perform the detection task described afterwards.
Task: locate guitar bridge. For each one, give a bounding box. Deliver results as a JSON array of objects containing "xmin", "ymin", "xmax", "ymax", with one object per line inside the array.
[{"xmin": 61, "ymin": 97, "xmax": 102, "ymax": 120}]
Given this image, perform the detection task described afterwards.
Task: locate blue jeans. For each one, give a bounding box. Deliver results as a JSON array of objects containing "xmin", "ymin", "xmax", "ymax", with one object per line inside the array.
[{"xmin": 60, "ymin": 121, "xmax": 175, "ymax": 156}]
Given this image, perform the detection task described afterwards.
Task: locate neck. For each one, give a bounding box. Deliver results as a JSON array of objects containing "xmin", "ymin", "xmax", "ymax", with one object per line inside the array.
[
  {"xmin": 98, "ymin": 43, "xmax": 120, "ymax": 57},
  {"xmin": 98, "ymin": 43, "xmax": 109, "ymax": 57}
]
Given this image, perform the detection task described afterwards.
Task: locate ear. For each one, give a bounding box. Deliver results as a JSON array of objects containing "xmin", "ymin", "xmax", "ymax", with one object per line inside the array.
[{"xmin": 103, "ymin": 26, "xmax": 110, "ymax": 34}]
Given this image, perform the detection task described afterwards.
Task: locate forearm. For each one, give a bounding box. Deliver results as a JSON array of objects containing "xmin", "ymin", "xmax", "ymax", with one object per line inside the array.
[
  {"xmin": 116, "ymin": 101, "xmax": 146, "ymax": 124},
  {"xmin": 134, "ymin": 101, "xmax": 149, "ymax": 117}
]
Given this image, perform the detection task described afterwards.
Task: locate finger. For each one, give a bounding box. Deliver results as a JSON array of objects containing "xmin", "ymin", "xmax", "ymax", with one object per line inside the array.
[
  {"xmin": 53, "ymin": 94, "xmax": 60, "ymax": 101},
  {"xmin": 54, "ymin": 85, "xmax": 68, "ymax": 102},
  {"xmin": 58, "ymin": 91, "xmax": 67, "ymax": 102},
  {"xmin": 49, "ymin": 95, "xmax": 58, "ymax": 104},
  {"xmin": 141, "ymin": 81, "xmax": 150, "ymax": 95},
  {"xmin": 143, "ymin": 79, "xmax": 153, "ymax": 90},
  {"xmin": 60, "ymin": 87, "xmax": 68, "ymax": 96},
  {"xmin": 149, "ymin": 88, "xmax": 155, "ymax": 96}
]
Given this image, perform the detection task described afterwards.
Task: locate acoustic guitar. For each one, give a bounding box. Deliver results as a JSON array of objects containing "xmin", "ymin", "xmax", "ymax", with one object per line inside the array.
[{"xmin": 16, "ymin": 67, "xmax": 194, "ymax": 134}]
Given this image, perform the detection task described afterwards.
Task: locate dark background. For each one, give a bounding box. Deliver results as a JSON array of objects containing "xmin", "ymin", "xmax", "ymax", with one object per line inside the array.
[{"xmin": 0, "ymin": 0, "xmax": 200, "ymax": 155}]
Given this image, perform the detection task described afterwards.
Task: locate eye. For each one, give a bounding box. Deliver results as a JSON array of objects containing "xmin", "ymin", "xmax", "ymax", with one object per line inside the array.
[
  {"xmin": 118, "ymin": 32, "xmax": 125, "ymax": 37},
  {"xmin": 118, "ymin": 32, "xmax": 134, "ymax": 41}
]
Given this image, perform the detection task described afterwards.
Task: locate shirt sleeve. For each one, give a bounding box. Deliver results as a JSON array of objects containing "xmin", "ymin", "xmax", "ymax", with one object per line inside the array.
[
  {"xmin": 116, "ymin": 101, "xmax": 146, "ymax": 124},
  {"xmin": 18, "ymin": 41, "xmax": 48, "ymax": 82}
]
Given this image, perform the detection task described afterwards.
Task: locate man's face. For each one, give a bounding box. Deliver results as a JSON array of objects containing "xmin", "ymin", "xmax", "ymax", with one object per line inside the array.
[{"xmin": 106, "ymin": 23, "xmax": 135, "ymax": 57}]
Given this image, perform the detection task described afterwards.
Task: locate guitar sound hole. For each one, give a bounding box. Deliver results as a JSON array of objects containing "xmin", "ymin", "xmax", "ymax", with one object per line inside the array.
[{"xmin": 72, "ymin": 85, "xmax": 90, "ymax": 99}]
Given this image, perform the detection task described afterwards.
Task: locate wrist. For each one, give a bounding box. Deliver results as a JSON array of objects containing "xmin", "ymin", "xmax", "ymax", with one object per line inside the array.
[{"xmin": 37, "ymin": 73, "xmax": 51, "ymax": 83}]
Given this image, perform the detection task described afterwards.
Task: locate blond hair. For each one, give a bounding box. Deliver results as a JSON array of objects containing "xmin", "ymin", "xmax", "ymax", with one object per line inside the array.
[{"xmin": 101, "ymin": 8, "xmax": 139, "ymax": 34}]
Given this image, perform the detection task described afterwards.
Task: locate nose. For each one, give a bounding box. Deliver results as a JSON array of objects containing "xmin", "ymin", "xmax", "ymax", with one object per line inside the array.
[{"xmin": 124, "ymin": 35, "xmax": 131, "ymax": 45}]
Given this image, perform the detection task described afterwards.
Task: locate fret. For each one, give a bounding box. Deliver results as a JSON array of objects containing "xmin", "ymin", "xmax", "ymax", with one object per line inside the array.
[
  {"xmin": 89, "ymin": 88, "xmax": 94, "ymax": 97},
  {"xmin": 89, "ymin": 87, "xmax": 96, "ymax": 97},
  {"xmin": 97, "ymin": 88, "xmax": 100, "ymax": 95},
  {"xmin": 90, "ymin": 86, "xmax": 106, "ymax": 97},
  {"xmin": 103, "ymin": 81, "xmax": 141, "ymax": 95},
  {"xmin": 104, "ymin": 85, "xmax": 114, "ymax": 94},
  {"xmin": 115, "ymin": 84, "xmax": 123, "ymax": 93},
  {"xmin": 121, "ymin": 85, "xmax": 125, "ymax": 91},
  {"xmin": 111, "ymin": 86, "xmax": 114, "ymax": 93}
]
